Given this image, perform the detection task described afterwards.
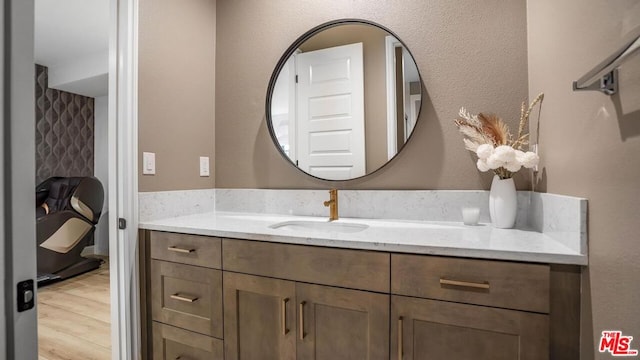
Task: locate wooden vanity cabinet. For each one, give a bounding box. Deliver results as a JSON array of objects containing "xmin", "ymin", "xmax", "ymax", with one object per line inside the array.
[
  {"xmin": 223, "ymin": 240, "xmax": 391, "ymax": 360},
  {"xmin": 141, "ymin": 231, "xmax": 580, "ymax": 360},
  {"xmin": 391, "ymin": 254, "xmax": 551, "ymax": 360},
  {"xmin": 223, "ymin": 273, "xmax": 389, "ymax": 360},
  {"xmin": 141, "ymin": 231, "xmax": 224, "ymax": 360}
]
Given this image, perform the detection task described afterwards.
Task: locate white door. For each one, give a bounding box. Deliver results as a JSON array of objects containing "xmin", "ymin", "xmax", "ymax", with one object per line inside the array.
[
  {"xmin": 2, "ymin": 0, "xmax": 39, "ymax": 358},
  {"xmin": 296, "ymin": 43, "xmax": 365, "ymax": 180}
]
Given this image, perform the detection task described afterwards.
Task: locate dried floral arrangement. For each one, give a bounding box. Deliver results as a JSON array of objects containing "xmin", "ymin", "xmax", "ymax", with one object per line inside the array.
[{"xmin": 454, "ymin": 93, "xmax": 544, "ymax": 180}]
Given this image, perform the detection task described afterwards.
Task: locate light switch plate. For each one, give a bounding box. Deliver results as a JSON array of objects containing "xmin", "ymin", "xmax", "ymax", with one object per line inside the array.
[
  {"xmin": 143, "ymin": 152, "xmax": 155, "ymax": 175},
  {"xmin": 199, "ymin": 156, "xmax": 210, "ymax": 177}
]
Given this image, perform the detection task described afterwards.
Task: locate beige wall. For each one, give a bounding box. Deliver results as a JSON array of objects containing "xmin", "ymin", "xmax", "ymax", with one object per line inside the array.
[
  {"xmin": 215, "ymin": 0, "xmax": 529, "ymax": 189},
  {"xmin": 138, "ymin": 0, "xmax": 216, "ymax": 191},
  {"xmin": 136, "ymin": 1, "xmax": 640, "ymax": 354},
  {"xmin": 527, "ymin": 1, "xmax": 640, "ymax": 358},
  {"xmin": 299, "ymin": 24, "xmax": 389, "ymax": 172}
]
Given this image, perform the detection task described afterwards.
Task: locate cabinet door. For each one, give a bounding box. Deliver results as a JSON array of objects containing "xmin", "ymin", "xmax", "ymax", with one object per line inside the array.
[
  {"xmin": 391, "ymin": 295, "xmax": 549, "ymax": 360},
  {"xmin": 223, "ymin": 272, "xmax": 296, "ymax": 360},
  {"xmin": 297, "ymin": 283, "xmax": 389, "ymax": 360}
]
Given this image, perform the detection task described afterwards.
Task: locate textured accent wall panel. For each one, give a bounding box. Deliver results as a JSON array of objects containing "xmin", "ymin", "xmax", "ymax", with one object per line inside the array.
[{"xmin": 35, "ymin": 65, "xmax": 95, "ymax": 185}]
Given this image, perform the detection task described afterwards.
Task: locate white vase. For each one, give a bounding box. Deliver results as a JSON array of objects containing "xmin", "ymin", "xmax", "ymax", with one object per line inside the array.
[{"xmin": 489, "ymin": 175, "xmax": 517, "ymax": 229}]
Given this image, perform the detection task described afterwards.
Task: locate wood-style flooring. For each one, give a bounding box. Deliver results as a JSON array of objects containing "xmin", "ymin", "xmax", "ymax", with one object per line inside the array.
[{"xmin": 37, "ymin": 259, "xmax": 111, "ymax": 360}]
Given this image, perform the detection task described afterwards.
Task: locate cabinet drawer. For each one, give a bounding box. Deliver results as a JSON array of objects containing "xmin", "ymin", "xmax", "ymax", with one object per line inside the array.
[
  {"xmin": 392, "ymin": 254, "xmax": 550, "ymax": 313},
  {"xmin": 223, "ymin": 239, "xmax": 390, "ymax": 292},
  {"xmin": 150, "ymin": 231, "xmax": 221, "ymax": 269},
  {"xmin": 152, "ymin": 322, "xmax": 223, "ymax": 360},
  {"xmin": 151, "ymin": 260, "xmax": 223, "ymax": 337}
]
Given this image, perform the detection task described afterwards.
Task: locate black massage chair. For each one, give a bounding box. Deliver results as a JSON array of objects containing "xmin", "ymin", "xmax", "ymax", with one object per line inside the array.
[{"xmin": 36, "ymin": 176, "xmax": 104, "ymax": 283}]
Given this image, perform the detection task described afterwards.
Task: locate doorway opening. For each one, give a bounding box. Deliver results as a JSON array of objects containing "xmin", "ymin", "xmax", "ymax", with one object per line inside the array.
[{"xmin": 34, "ymin": 0, "xmax": 112, "ymax": 358}]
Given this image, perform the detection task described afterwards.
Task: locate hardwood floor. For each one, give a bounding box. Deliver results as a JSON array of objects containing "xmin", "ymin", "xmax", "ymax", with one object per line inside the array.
[{"xmin": 37, "ymin": 260, "xmax": 111, "ymax": 360}]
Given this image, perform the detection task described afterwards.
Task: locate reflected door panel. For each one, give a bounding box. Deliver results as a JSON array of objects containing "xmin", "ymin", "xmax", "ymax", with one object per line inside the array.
[{"xmin": 296, "ymin": 42, "xmax": 365, "ymax": 180}]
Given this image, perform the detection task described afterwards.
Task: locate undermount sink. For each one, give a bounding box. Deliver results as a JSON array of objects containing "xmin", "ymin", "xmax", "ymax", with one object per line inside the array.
[{"xmin": 269, "ymin": 220, "xmax": 369, "ymax": 233}]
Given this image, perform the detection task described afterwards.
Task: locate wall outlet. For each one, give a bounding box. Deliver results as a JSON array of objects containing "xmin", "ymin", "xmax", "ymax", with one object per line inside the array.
[
  {"xmin": 199, "ymin": 156, "xmax": 210, "ymax": 177},
  {"xmin": 143, "ymin": 152, "xmax": 155, "ymax": 175}
]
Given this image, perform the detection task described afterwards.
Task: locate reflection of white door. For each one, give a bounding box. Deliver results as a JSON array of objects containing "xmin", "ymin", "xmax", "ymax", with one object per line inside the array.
[
  {"xmin": 407, "ymin": 94, "xmax": 421, "ymax": 140},
  {"xmin": 296, "ymin": 43, "xmax": 365, "ymax": 180}
]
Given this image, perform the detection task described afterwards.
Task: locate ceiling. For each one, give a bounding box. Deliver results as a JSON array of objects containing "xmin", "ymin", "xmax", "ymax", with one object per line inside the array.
[{"xmin": 34, "ymin": 0, "xmax": 109, "ymax": 97}]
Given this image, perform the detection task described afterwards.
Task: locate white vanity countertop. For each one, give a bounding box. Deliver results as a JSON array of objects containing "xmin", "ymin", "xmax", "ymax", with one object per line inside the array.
[{"xmin": 138, "ymin": 211, "xmax": 587, "ymax": 265}]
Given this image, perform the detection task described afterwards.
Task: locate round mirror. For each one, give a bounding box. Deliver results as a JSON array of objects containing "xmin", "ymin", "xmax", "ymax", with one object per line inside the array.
[{"xmin": 266, "ymin": 19, "xmax": 423, "ymax": 181}]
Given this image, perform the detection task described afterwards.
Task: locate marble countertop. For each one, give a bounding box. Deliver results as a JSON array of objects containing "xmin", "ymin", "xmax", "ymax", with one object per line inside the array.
[{"xmin": 138, "ymin": 211, "xmax": 587, "ymax": 265}]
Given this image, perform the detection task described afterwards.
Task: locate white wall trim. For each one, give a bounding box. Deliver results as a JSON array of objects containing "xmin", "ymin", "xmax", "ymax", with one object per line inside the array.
[
  {"xmin": 385, "ymin": 35, "xmax": 399, "ymax": 160},
  {"xmin": 109, "ymin": 0, "xmax": 140, "ymax": 358},
  {"xmin": 94, "ymin": 95, "xmax": 110, "ymax": 256},
  {"xmin": 1, "ymin": 1, "xmax": 7, "ymax": 356}
]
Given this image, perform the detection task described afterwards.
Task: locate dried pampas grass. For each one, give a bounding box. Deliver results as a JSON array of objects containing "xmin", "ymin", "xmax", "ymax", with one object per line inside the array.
[
  {"xmin": 454, "ymin": 93, "xmax": 544, "ymax": 151},
  {"xmin": 512, "ymin": 93, "xmax": 544, "ymax": 150},
  {"xmin": 478, "ymin": 113, "xmax": 510, "ymax": 146}
]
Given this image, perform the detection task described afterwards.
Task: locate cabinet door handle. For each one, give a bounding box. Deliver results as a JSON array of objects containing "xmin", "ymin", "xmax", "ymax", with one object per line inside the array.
[
  {"xmin": 439, "ymin": 278, "xmax": 490, "ymax": 290},
  {"xmin": 398, "ymin": 317, "xmax": 403, "ymax": 360},
  {"xmin": 167, "ymin": 246, "xmax": 195, "ymax": 254},
  {"xmin": 170, "ymin": 293, "xmax": 198, "ymax": 303},
  {"xmin": 281, "ymin": 298, "xmax": 289, "ymax": 335},
  {"xmin": 299, "ymin": 301, "xmax": 306, "ymax": 340}
]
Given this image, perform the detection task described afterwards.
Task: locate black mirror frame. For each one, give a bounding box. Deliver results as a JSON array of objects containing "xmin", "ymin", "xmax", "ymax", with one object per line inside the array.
[{"xmin": 265, "ymin": 18, "xmax": 423, "ymax": 182}]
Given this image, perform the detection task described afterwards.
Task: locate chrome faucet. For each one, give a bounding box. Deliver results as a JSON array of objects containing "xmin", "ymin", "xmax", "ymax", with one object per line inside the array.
[{"xmin": 323, "ymin": 189, "xmax": 339, "ymax": 221}]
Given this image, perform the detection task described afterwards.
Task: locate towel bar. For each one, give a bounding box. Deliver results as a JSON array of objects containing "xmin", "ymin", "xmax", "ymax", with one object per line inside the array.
[{"xmin": 573, "ymin": 24, "xmax": 640, "ymax": 95}]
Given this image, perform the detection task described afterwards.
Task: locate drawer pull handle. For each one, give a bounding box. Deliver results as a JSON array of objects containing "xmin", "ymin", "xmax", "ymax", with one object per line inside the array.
[
  {"xmin": 170, "ymin": 293, "xmax": 198, "ymax": 303},
  {"xmin": 167, "ymin": 246, "xmax": 195, "ymax": 254},
  {"xmin": 299, "ymin": 301, "xmax": 306, "ymax": 340},
  {"xmin": 281, "ymin": 298, "xmax": 289, "ymax": 335},
  {"xmin": 398, "ymin": 317, "xmax": 403, "ymax": 360},
  {"xmin": 440, "ymin": 278, "xmax": 490, "ymax": 290}
]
